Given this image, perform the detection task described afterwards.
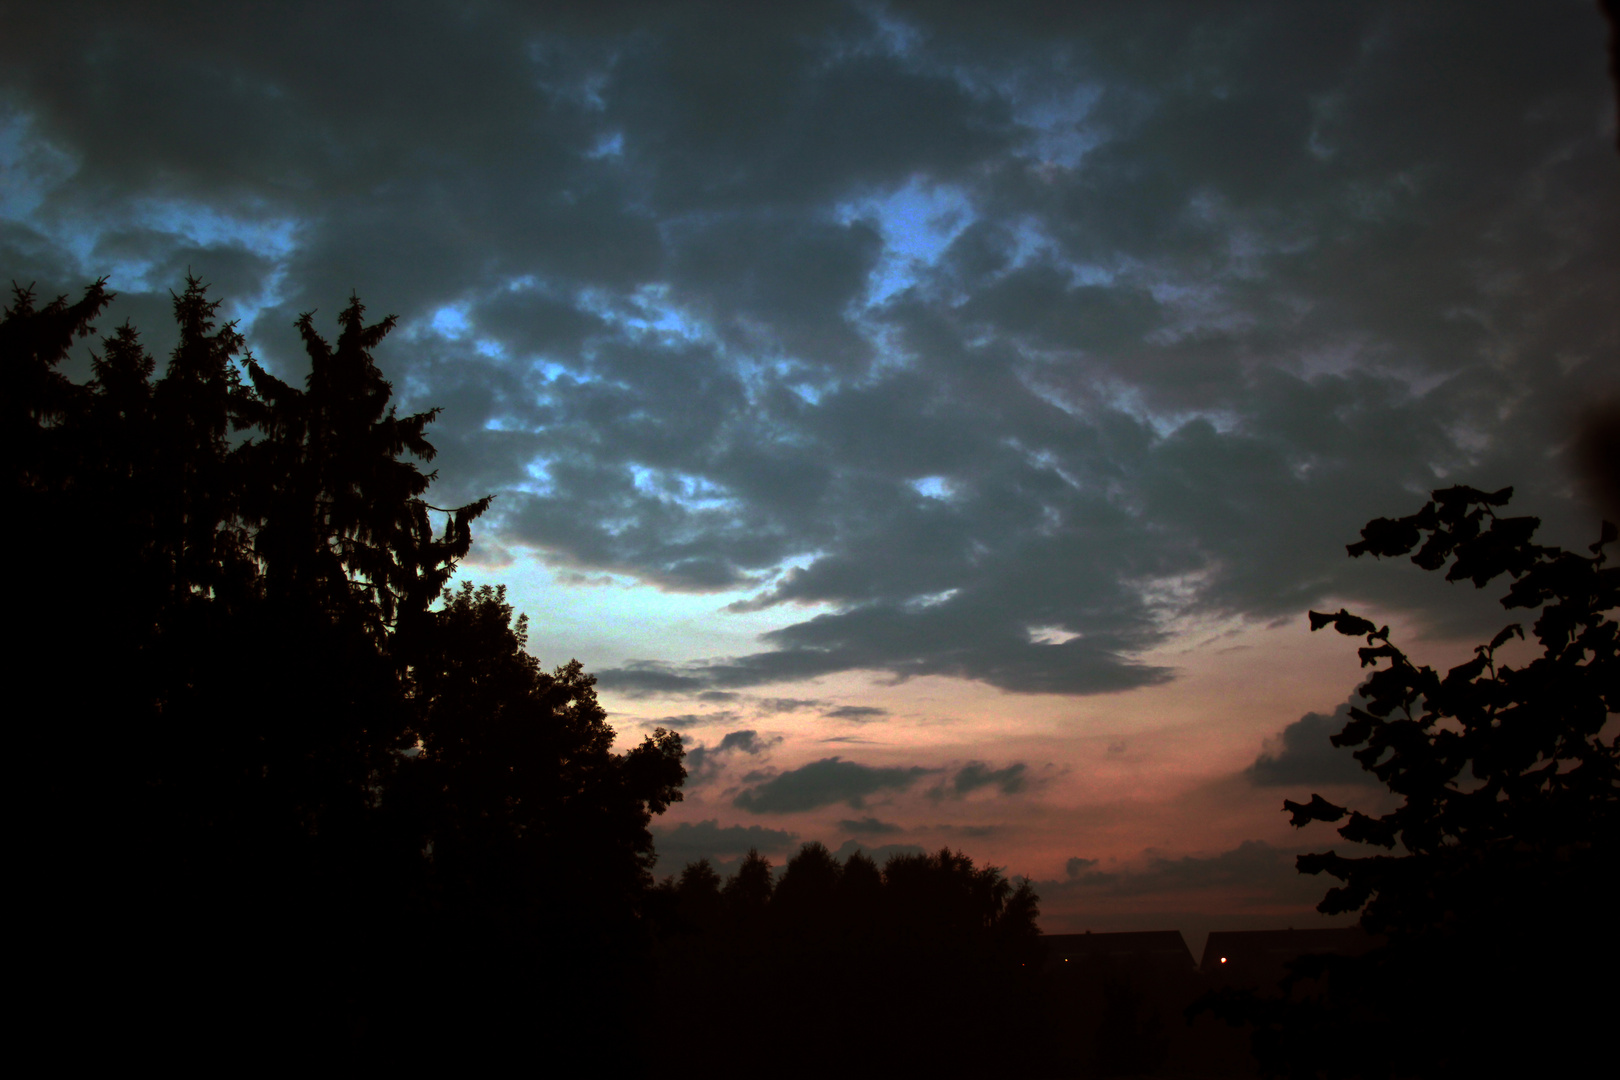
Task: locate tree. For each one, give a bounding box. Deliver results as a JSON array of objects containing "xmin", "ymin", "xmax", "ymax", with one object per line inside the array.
[
  {"xmin": 4, "ymin": 277, "xmax": 686, "ymax": 1063},
  {"xmin": 1221, "ymin": 485, "xmax": 1618, "ymax": 1078},
  {"xmin": 643, "ymin": 843, "xmax": 1043, "ymax": 1077},
  {"xmin": 771, "ymin": 839, "xmax": 844, "ymax": 930},
  {"xmin": 240, "ymin": 297, "xmax": 490, "ymax": 643},
  {"xmin": 723, "ymin": 846, "xmax": 776, "ymax": 917},
  {"xmin": 398, "ymin": 580, "xmax": 684, "ymax": 938}
]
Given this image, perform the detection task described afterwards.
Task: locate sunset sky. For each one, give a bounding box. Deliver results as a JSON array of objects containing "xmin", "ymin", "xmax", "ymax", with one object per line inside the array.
[{"xmin": 5, "ymin": 1, "xmax": 1616, "ymax": 950}]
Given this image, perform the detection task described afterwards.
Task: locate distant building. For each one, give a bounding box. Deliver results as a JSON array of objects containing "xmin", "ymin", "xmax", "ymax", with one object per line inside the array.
[
  {"xmin": 1200, "ymin": 927, "xmax": 1375, "ymax": 988},
  {"xmin": 1043, "ymin": 930, "xmax": 1196, "ymax": 974}
]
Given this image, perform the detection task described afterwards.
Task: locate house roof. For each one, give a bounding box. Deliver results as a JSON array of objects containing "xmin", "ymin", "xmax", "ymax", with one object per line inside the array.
[{"xmin": 1043, "ymin": 930, "xmax": 1195, "ymax": 968}]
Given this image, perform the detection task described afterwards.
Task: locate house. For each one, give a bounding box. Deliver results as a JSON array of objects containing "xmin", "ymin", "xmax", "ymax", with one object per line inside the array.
[{"xmin": 1042, "ymin": 929, "xmax": 1196, "ymax": 974}]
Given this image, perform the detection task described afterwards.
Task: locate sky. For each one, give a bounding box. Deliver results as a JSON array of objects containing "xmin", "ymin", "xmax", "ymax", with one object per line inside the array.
[{"xmin": 5, "ymin": 0, "xmax": 1617, "ymax": 946}]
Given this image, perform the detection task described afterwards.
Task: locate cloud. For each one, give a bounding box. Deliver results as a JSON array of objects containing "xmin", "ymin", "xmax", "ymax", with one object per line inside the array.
[
  {"xmin": 934, "ymin": 823, "xmax": 1004, "ymax": 839},
  {"xmin": 931, "ymin": 761, "xmax": 1031, "ymax": 800},
  {"xmin": 1247, "ymin": 699, "xmax": 1379, "ymax": 788},
  {"xmin": 552, "ymin": 570, "xmax": 622, "ymax": 587},
  {"xmin": 1065, "ymin": 856, "xmax": 1099, "ymax": 878},
  {"xmin": 823, "ymin": 705, "xmax": 889, "ymax": 722},
  {"xmin": 1106, "ymin": 842, "xmax": 1297, "ymax": 896},
  {"xmin": 653, "ymin": 819, "xmax": 799, "ymax": 868},
  {"xmin": 757, "ymin": 697, "xmax": 822, "ymax": 713},
  {"xmin": 640, "ymin": 711, "xmax": 740, "ymax": 731},
  {"xmin": 716, "ymin": 730, "xmax": 778, "ymax": 755},
  {"xmin": 3, "ymin": 0, "xmax": 1614, "ymax": 705},
  {"xmin": 732, "ymin": 757, "xmax": 935, "ymax": 813},
  {"xmin": 597, "ymin": 663, "xmax": 708, "ymax": 698},
  {"xmin": 682, "ymin": 728, "xmax": 784, "ymax": 784},
  {"xmin": 1040, "ymin": 840, "xmax": 1323, "ymax": 906},
  {"xmin": 838, "ymin": 816, "xmax": 903, "ymax": 836}
]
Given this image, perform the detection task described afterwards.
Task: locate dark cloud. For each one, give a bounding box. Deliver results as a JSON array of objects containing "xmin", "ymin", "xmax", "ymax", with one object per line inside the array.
[
  {"xmin": 732, "ymin": 756, "xmax": 935, "ymax": 813},
  {"xmin": 757, "ymin": 697, "xmax": 822, "ymax": 713},
  {"xmin": 597, "ymin": 663, "xmax": 708, "ymax": 698},
  {"xmin": 1065, "ymin": 856, "xmax": 1099, "ymax": 878},
  {"xmin": 717, "ymin": 730, "xmax": 777, "ymax": 755},
  {"xmin": 652, "ymin": 819, "xmax": 799, "ymax": 869},
  {"xmin": 639, "ymin": 711, "xmax": 739, "ymax": 731},
  {"xmin": 598, "ymin": 602, "xmax": 1176, "ymax": 695},
  {"xmin": 934, "ymin": 823, "xmax": 1004, "ymax": 839},
  {"xmin": 1247, "ymin": 699, "xmax": 1379, "ymax": 788},
  {"xmin": 551, "ymin": 570, "xmax": 622, "ymax": 587},
  {"xmin": 1041, "ymin": 840, "xmax": 1322, "ymax": 905},
  {"xmin": 838, "ymin": 816, "xmax": 903, "ymax": 836},
  {"xmin": 5, "ymin": 1, "xmax": 1615, "ymax": 702},
  {"xmin": 931, "ymin": 761, "xmax": 1031, "ymax": 800},
  {"xmin": 681, "ymin": 728, "xmax": 783, "ymax": 784},
  {"xmin": 823, "ymin": 705, "xmax": 889, "ymax": 722}
]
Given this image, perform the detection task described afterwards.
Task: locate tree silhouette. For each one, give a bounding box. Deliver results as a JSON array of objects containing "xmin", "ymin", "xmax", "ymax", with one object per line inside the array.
[
  {"xmin": 644, "ymin": 843, "xmax": 1042, "ymax": 1077},
  {"xmin": 723, "ymin": 846, "xmax": 777, "ymax": 917},
  {"xmin": 5, "ymin": 277, "xmax": 686, "ymax": 1064},
  {"xmin": 1211, "ymin": 485, "xmax": 1618, "ymax": 1078}
]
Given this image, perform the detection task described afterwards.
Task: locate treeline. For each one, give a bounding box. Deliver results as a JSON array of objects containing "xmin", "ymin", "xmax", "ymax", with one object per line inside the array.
[
  {"xmin": 644, "ymin": 843, "xmax": 1044, "ymax": 1076},
  {"xmin": 9, "ymin": 278, "xmax": 1064, "ymax": 1071},
  {"xmin": 9, "ymin": 279, "xmax": 684, "ymax": 1064}
]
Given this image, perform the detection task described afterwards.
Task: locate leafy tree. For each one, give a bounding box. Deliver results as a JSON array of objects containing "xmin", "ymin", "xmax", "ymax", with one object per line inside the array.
[
  {"xmin": 772, "ymin": 839, "xmax": 844, "ymax": 930},
  {"xmin": 399, "ymin": 581, "xmax": 684, "ymax": 938},
  {"xmin": 882, "ymin": 846, "xmax": 1039, "ymax": 947},
  {"xmin": 836, "ymin": 848, "xmax": 884, "ymax": 932},
  {"xmin": 723, "ymin": 846, "xmax": 777, "ymax": 917},
  {"xmin": 672, "ymin": 857, "xmax": 725, "ymax": 934},
  {"xmin": 645, "ymin": 843, "xmax": 1042, "ymax": 1077},
  {"xmin": 1218, "ymin": 485, "xmax": 1618, "ymax": 1077}
]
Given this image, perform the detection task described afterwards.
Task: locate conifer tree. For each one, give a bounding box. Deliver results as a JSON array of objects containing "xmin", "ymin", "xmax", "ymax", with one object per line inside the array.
[{"xmin": 4, "ymin": 277, "xmax": 686, "ymax": 1063}]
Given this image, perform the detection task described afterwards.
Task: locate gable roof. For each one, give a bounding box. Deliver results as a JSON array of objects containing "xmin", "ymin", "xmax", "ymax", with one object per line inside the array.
[{"xmin": 1043, "ymin": 930, "xmax": 1195, "ymax": 969}]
